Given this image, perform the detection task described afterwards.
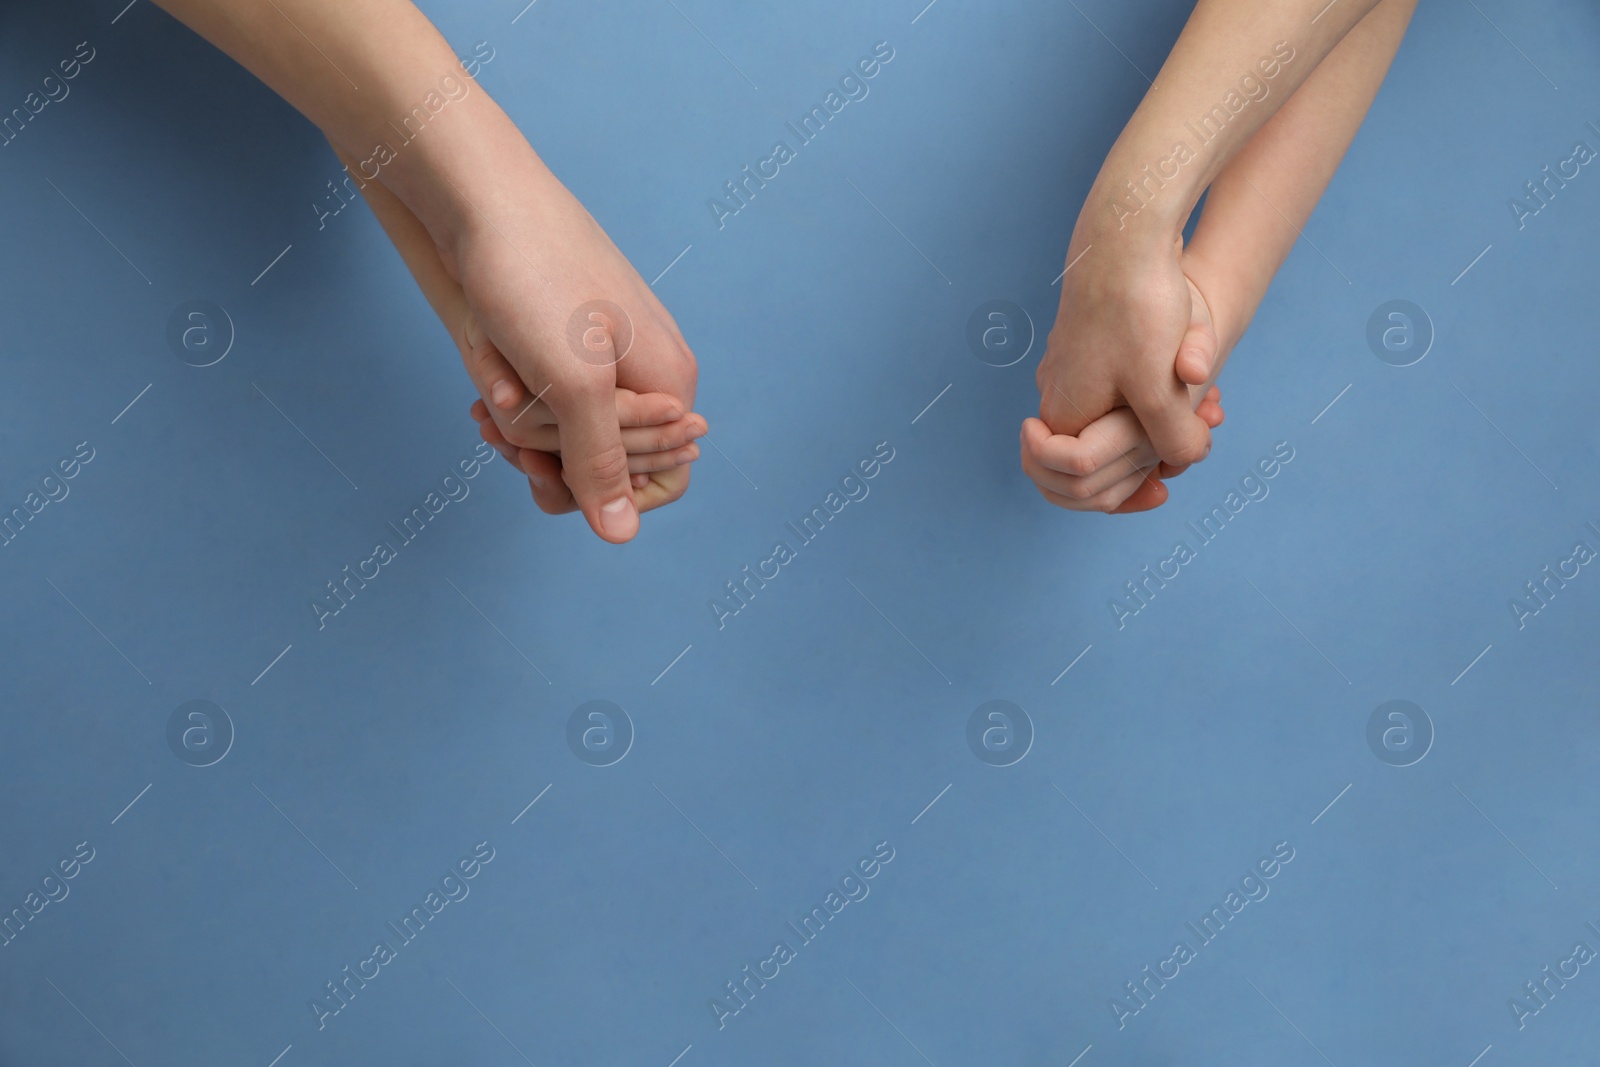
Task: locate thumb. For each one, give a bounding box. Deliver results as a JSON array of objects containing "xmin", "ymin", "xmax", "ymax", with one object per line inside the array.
[
  {"xmin": 1175, "ymin": 281, "xmax": 1219, "ymax": 388},
  {"xmin": 555, "ymin": 387, "xmax": 639, "ymax": 543}
]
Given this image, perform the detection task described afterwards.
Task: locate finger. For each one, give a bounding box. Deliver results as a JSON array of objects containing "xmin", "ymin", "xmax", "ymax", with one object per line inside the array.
[
  {"xmin": 516, "ymin": 448, "xmax": 578, "ymax": 514},
  {"xmin": 616, "ymin": 389, "xmax": 686, "ymax": 428},
  {"xmin": 633, "ymin": 463, "xmax": 691, "ymax": 514},
  {"xmin": 552, "ymin": 383, "xmax": 639, "ymax": 543},
  {"xmin": 1034, "ymin": 461, "xmax": 1155, "ymax": 513},
  {"xmin": 1022, "ymin": 412, "xmax": 1155, "ymax": 485},
  {"xmin": 628, "ymin": 442, "xmax": 699, "ymax": 473},
  {"xmin": 1126, "ymin": 386, "xmax": 1211, "ymax": 469},
  {"xmin": 474, "ymin": 409, "xmax": 523, "ymax": 468},
  {"xmin": 1110, "ymin": 471, "xmax": 1170, "ymax": 513},
  {"xmin": 1175, "ymin": 300, "xmax": 1219, "ymax": 387},
  {"xmin": 461, "ymin": 335, "xmax": 528, "ymax": 416},
  {"xmin": 631, "ymin": 473, "xmax": 649, "ymax": 489},
  {"xmin": 515, "ymin": 413, "xmax": 707, "ymax": 455},
  {"xmin": 1037, "ymin": 375, "xmax": 1119, "ymax": 438}
]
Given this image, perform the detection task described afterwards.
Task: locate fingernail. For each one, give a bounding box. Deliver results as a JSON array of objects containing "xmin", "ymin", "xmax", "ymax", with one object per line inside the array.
[
  {"xmin": 600, "ymin": 496, "xmax": 636, "ymax": 539},
  {"xmin": 491, "ymin": 381, "xmax": 516, "ymax": 407},
  {"xmin": 527, "ymin": 472, "xmax": 547, "ymax": 489}
]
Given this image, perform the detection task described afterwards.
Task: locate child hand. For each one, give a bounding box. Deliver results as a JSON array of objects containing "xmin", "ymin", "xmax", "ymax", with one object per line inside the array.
[
  {"xmin": 1021, "ymin": 384, "xmax": 1224, "ymax": 514},
  {"xmin": 469, "ymin": 390, "xmax": 704, "ymax": 515},
  {"xmin": 441, "ymin": 160, "xmax": 699, "ymax": 544},
  {"xmin": 1035, "ymin": 234, "xmax": 1217, "ymax": 470}
]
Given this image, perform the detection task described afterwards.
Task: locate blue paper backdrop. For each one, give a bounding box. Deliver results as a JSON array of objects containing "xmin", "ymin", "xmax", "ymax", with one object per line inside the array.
[{"xmin": 2, "ymin": 1, "xmax": 1598, "ymax": 1065}]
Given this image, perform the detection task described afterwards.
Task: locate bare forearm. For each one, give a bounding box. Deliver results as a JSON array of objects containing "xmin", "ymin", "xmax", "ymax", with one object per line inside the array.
[
  {"xmin": 1187, "ymin": 0, "xmax": 1418, "ymax": 358},
  {"xmin": 1080, "ymin": 0, "xmax": 1386, "ymax": 253},
  {"xmin": 150, "ymin": 0, "xmax": 536, "ymax": 267}
]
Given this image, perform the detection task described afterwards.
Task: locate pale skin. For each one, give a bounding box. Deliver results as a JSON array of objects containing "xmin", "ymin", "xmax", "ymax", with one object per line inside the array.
[
  {"xmin": 1029, "ymin": 0, "xmax": 1419, "ymax": 513},
  {"xmin": 152, "ymin": 0, "xmax": 702, "ymax": 542},
  {"xmin": 153, "ymin": 0, "xmax": 1413, "ymax": 531}
]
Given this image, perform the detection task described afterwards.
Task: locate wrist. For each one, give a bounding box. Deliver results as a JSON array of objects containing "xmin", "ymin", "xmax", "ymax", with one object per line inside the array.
[{"xmin": 1080, "ymin": 140, "xmax": 1206, "ymax": 248}]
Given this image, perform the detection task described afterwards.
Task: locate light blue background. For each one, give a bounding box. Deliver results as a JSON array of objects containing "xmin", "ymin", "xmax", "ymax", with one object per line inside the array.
[{"xmin": 2, "ymin": 1, "xmax": 1599, "ymax": 1064}]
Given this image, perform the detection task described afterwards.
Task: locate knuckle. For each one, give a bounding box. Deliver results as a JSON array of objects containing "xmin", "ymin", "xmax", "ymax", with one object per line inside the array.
[
  {"xmin": 1064, "ymin": 451, "xmax": 1097, "ymax": 477},
  {"xmin": 582, "ymin": 446, "xmax": 631, "ymax": 486}
]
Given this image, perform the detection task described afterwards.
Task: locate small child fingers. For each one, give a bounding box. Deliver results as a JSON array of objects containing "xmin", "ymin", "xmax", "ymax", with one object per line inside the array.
[
  {"xmin": 510, "ymin": 416, "xmax": 706, "ymax": 456},
  {"xmin": 634, "ymin": 465, "xmax": 692, "ymax": 513},
  {"xmin": 516, "ymin": 448, "xmax": 579, "ymax": 514},
  {"xmin": 628, "ymin": 443, "xmax": 699, "ymax": 474},
  {"xmin": 463, "ymin": 337, "xmax": 526, "ymax": 415},
  {"xmin": 615, "ymin": 389, "xmax": 687, "ymax": 427},
  {"xmin": 1109, "ymin": 471, "xmax": 1170, "ymax": 513}
]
